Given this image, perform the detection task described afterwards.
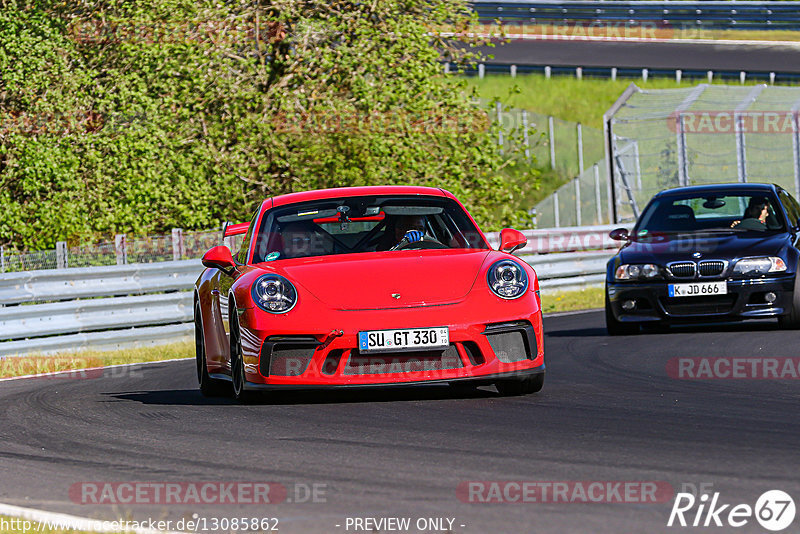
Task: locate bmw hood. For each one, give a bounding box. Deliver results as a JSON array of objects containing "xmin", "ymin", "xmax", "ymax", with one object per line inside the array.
[
  {"xmin": 618, "ymin": 232, "xmax": 791, "ymax": 265},
  {"xmin": 266, "ymin": 250, "xmax": 492, "ymax": 310}
]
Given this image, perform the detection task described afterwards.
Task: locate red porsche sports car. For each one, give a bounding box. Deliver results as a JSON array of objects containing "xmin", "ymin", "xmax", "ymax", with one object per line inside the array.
[{"xmin": 194, "ymin": 186, "xmax": 545, "ymax": 401}]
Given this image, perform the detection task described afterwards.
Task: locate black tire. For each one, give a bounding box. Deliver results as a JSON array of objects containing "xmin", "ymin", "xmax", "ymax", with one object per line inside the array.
[
  {"xmin": 495, "ymin": 373, "xmax": 544, "ymax": 396},
  {"xmin": 229, "ymin": 311, "xmax": 255, "ymax": 403},
  {"xmin": 605, "ymin": 292, "xmax": 639, "ymax": 336},
  {"xmin": 778, "ymin": 272, "xmax": 800, "ymax": 329},
  {"xmin": 195, "ymin": 303, "xmax": 228, "ymax": 397}
]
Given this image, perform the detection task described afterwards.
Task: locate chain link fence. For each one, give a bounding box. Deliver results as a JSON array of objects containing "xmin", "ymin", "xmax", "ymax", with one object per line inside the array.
[
  {"xmin": 488, "ymin": 101, "xmax": 610, "ymax": 227},
  {"xmin": 608, "ymin": 83, "xmax": 800, "ymax": 223}
]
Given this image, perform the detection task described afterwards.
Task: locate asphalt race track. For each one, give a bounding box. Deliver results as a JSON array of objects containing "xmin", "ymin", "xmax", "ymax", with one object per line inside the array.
[
  {"xmin": 478, "ymin": 39, "xmax": 800, "ymax": 75},
  {"xmin": 1, "ymin": 311, "xmax": 799, "ymax": 533}
]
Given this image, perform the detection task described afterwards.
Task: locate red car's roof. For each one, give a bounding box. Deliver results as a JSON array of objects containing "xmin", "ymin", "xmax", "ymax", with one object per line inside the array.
[{"xmin": 269, "ymin": 186, "xmax": 449, "ymax": 208}]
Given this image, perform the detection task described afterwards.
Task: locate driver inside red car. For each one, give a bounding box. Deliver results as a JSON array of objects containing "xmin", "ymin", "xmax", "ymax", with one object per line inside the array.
[{"xmin": 375, "ymin": 215, "xmax": 428, "ymax": 251}]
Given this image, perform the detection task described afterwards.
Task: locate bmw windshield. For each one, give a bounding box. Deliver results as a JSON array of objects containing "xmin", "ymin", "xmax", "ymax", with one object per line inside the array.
[{"xmin": 635, "ymin": 193, "xmax": 785, "ymax": 237}]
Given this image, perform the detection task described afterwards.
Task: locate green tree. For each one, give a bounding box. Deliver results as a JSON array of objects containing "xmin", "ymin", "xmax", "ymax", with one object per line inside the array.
[{"xmin": 0, "ymin": 0, "xmax": 536, "ymax": 250}]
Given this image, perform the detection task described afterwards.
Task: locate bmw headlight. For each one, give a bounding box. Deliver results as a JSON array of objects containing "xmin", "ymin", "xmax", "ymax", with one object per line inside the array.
[
  {"xmin": 488, "ymin": 259, "xmax": 529, "ymax": 299},
  {"xmin": 251, "ymin": 274, "xmax": 298, "ymax": 313},
  {"xmin": 733, "ymin": 257, "xmax": 787, "ymax": 276},
  {"xmin": 614, "ymin": 264, "xmax": 661, "ymax": 280}
]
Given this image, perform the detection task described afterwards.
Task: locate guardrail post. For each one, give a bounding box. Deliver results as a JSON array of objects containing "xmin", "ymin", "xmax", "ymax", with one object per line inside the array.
[
  {"xmin": 115, "ymin": 234, "xmax": 127, "ymax": 265},
  {"xmin": 544, "ymin": 66, "xmax": 551, "ymax": 79},
  {"xmin": 611, "ymin": 67, "xmax": 617, "ymax": 81},
  {"xmin": 577, "ymin": 123, "xmax": 584, "ymax": 175},
  {"xmin": 478, "ymin": 63, "xmax": 485, "ymax": 79},
  {"xmin": 0, "ymin": 246, "xmax": 4, "ymax": 273},
  {"xmin": 56, "ymin": 241, "xmax": 68, "ymax": 269},
  {"xmin": 510, "ymin": 64, "xmax": 517, "ymax": 78},
  {"xmin": 770, "ymin": 72, "xmax": 776, "ymax": 85},
  {"xmin": 548, "ymin": 116, "xmax": 556, "ymax": 169},
  {"xmin": 707, "ymin": 70, "xmax": 713, "ymax": 83},
  {"xmin": 676, "ymin": 69, "xmax": 682, "ymax": 84},
  {"xmin": 642, "ymin": 68, "xmax": 648, "ymax": 82},
  {"xmin": 574, "ymin": 177, "xmax": 581, "ymax": 227},
  {"xmin": 172, "ymin": 228, "xmax": 185, "ymax": 261},
  {"xmin": 740, "ymin": 71, "xmax": 746, "ymax": 84},
  {"xmin": 576, "ymin": 67, "xmax": 582, "ymax": 80}
]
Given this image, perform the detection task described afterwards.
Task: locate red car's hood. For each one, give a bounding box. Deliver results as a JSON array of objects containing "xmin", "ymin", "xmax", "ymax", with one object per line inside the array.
[{"xmin": 267, "ymin": 250, "xmax": 492, "ymax": 310}]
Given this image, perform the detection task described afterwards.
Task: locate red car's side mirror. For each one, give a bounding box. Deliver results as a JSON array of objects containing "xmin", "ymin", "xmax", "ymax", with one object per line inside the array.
[
  {"xmin": 609, "ymin": 228, "xmax": 630, "ymax": 241},
  {"xmin": 202, "ymin": 246, "xmax": 237, "ymax": 275},
  {"xmin": 499, "ymin": 228, "xmax": 527, "ymax": 254}
]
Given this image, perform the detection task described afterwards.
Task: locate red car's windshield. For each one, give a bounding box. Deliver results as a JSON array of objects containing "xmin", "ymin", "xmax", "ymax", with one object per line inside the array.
[{"xmin": 251, "ymin": 195, "xmax": 489, "ymax": 262}]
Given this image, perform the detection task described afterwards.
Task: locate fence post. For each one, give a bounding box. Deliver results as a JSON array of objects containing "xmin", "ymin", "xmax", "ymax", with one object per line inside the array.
[
  {"xmin": 521, "ymin": 109, "xmax": 531, "ymax": 162},
  {"xmin": 554, "ymin": 190, "xmax": 560, "ymax": 228},
  {"xmin": 223, "ymin": 221, "xmax": 234, "ymax": 251},
  {"xmin": 172, "ymin": 228, "xmax": 185, "ymax": 261},
  {"xmin": 115, "ymin": 234, "xmax": 127, "ymax": 265},
  {"xmin": 594, "ymin": 164, "xmax": 603, "ymax": 225},
  {"xmin": 574, "ymin": 177, "xmax": 581, "ymax": 227},
  {"xmin": 56, "ymin": 241, "xmax": 68, "ymax": 269},
  {"xmin": 548, "ymin": 116, "xmax": 556, "ymax": 169},
  {"xmin": 577, "ymin": 123, "xmax": 584, "ymax": 175}
]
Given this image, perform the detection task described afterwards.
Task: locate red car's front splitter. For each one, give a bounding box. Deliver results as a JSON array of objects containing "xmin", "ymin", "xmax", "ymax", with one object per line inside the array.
[{"xmin": 237, "ymin": 312, "xmax": 545, "ymax": 389}]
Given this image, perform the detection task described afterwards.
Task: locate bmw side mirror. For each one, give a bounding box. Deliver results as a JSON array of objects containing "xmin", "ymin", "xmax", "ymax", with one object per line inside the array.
[
  {"xmin": 609, "ymin": 228, "xmax": 630, "ymax": 241},
  {"xmin": 202, "ymin": 245, "xmax": 237, "ymax": 276},
  {"xmin": 499, "ymin": 228, "xmax": 527, "ymax": 254}
]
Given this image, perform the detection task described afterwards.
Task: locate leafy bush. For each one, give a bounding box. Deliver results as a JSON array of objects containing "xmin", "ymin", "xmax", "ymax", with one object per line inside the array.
[{"xmin": 0, "ymin": 0, "xmax": 537, "ymax": 250}]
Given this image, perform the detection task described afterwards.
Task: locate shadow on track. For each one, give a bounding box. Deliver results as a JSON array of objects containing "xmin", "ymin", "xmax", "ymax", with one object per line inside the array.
[
  {"xmin": 108, "ymin": 384, "xmax": 501, "ymax": 406},
  {"xmin": 546, "ymin": 319, "xmax": 779, "ymax": 338}
]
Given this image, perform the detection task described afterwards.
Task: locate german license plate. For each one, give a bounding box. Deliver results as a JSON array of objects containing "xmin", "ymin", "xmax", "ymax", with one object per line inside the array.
[
  {"xmin": 358, "ymin": 327, "xmax": 449, "ymax": 353},
  {"xmin": 668, "ymin": 281, "xmax": 727, "ymax": 297}
]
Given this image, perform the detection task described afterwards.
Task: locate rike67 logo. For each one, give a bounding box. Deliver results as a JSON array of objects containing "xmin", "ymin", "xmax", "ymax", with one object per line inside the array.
[{"xmin": 668, "ymin": 490, "xmax": 796, "ymax": 531}]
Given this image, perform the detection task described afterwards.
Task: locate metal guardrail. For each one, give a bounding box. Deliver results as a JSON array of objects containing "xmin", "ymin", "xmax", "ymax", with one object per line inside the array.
[
  {"xmin": 0, "ymin": 261, "xmax": 203, "ymax": 357},
  {"xmin": 0, "ymin": 227, "xmax": 628, "ymax": 357},
  {"xmin": 470, "ymin": 1, "xmax": 800, "ymax": 30},
  {"xmin": 485, "ymin": 224, "xmax": 623, "ymax": 254},
  {"xmin": 0, "ymin": 260, "xmax": 202, "ymax": 306}
]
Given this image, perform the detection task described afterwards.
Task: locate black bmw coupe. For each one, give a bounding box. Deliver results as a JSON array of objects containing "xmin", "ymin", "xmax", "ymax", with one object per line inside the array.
[{"xmin": 605, "ymin": 183, "xmax": 800, "ymax": 334}]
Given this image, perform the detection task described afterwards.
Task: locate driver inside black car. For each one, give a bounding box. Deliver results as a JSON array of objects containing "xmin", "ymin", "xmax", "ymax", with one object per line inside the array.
[{"xmin": 730, "ymin": 198, "xmax": 770, "ymax": 232}]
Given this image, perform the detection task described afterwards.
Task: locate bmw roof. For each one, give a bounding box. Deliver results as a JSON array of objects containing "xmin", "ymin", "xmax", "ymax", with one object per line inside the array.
[{"xmin": 653, "ymin": 183, "xmax": 781, "ymax": 198}]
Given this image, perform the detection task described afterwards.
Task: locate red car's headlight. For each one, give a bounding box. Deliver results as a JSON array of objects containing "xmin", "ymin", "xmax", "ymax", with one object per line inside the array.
[
  {"xmin": 487, "ymin": 259, "xmax": 529, "ymax": 300},
  {"xmin": 252, "ymin": 274, "xmax": 298, "ymax": 313}
]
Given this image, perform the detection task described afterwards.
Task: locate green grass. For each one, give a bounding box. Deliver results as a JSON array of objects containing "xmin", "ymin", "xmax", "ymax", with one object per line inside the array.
[
  {"xmin": 0, "ymin": 341, "xmax": 193, "ymax": 378},
  {"xmin": 463, "ymin": 74, "xmax": 782, "ymax": 130},
  {"xmin": 540, "ymin": 286, "xmax": 604, "ymax": 314}
]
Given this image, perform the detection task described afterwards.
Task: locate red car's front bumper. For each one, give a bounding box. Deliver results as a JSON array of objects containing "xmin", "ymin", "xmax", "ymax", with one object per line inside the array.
[{"xmin": 237, "ymin": 296, "xmax": 545, "ymax": 389}]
